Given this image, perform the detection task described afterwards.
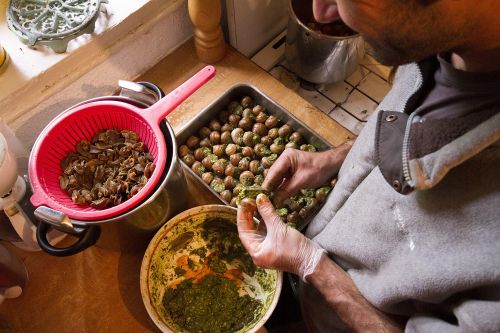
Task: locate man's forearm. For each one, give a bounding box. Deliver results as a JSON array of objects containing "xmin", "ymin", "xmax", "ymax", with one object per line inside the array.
[
  {"xmin": 313, "ymin": 138, "xmax": 356, "ymax": 181},
  {"xmin": 326, "ymin": 139, "xmax": 355, "ymax": 166},
  {"xmin": 308, "ymin": 254, "xmax": 404, "ymax": 333}
]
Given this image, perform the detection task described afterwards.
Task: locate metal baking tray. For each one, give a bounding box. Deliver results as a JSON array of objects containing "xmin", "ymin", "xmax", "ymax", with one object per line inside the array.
[{"xmin": 176, "ymin": 84, "xmax": 333, "ymax": 229}]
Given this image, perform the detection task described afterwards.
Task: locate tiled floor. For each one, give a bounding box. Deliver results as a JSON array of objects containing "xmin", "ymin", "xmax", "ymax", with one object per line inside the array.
[{"xmin": 267, "ymin": 53, "xmax": 393, "ymax": 135}]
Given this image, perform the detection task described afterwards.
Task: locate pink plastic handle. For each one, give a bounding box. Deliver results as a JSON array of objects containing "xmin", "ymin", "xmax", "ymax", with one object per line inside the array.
[
  {"xmin": 30, "ymin": 189, "xmax": 47, "ymax": 207},
  {"xmin": 145, "ymin": 65, "xmax": 216, "ymax": 125}
]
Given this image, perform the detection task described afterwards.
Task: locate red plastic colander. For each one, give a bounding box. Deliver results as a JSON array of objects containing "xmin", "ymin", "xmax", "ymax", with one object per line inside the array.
[{"xmin": 29, "ymin": 66, "xmax": 215, "ymax": 221}]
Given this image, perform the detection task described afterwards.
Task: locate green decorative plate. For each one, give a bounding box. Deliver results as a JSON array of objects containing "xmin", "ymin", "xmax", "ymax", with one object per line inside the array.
[{"xmin": 6, "ymin": 0, "xmax": 107, "ymax": 53}]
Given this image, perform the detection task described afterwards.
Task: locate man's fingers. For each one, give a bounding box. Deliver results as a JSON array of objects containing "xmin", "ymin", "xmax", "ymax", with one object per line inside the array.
[
  {"xmin": 237, "ymin": 199, "xmax": 257, "ymax": 232},
  {"xmin": 236, "ymin": 203, "xmax": 261, "ymax": 254},
  {"xmin": 274, "ymin": 168, "xmax": 313, "ymax": 207},
  {"xmin": 256, "ymin": 194, "xmax": 283, "ymax": 229},
  {"xmin": 273, "ymin": 181, "xmax": 299, "ymax": 207},
  {"xmin": 262, "ymin": 150, "xmax": 294, "ymax": 191},
  {"xmin": 256, "ymin": 218, "xmax": 267, "ymax": 233},
  {"xmin": 272, "ymin": 188, "xmax": 290, "ymax": 208}
]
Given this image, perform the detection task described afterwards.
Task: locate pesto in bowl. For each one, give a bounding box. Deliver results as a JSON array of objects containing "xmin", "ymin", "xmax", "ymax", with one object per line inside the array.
[{"xmin": 140, "ymin": 205, "xmax": 282, "ymax": 333}]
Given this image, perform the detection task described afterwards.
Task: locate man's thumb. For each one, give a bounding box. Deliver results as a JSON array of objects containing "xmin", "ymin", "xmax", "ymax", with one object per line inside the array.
[{"xmin": 256, "ymin": 193, "xmax": 282, "ymax": 228}]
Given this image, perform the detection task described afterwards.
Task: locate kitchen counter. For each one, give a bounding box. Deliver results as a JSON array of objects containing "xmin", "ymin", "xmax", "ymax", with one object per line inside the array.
[{"xmin": 0, "ymin": 39, "xmax": 352, "ymax": 332}]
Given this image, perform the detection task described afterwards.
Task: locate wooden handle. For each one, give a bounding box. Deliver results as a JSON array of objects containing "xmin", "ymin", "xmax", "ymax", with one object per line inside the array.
[
  {"xmin": 188, "ymin": 0, "xmax": 226, "ymax": 63},
  {"xmin": 0, "ymin": 45, "xmax": 7, "ymax": 72}
]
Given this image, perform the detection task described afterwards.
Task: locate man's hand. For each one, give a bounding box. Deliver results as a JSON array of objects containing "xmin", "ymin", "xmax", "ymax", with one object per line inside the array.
[
  {"xmin": 237, "ymin": 194, "xmax": 325, "ymax": 281},
  {"xmin": 263, "ymin": 140, "xmax": 354, "ymax": 206},
  {"xmin": 237, "ymin": 182, "xmax": 404, "ymax": 332},
  {"xmin": 237, "ymin": 194, "xmax": 404, "ymax": 332}
]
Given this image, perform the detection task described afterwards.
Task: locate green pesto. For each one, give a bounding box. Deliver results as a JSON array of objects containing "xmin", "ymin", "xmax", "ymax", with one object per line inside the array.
[
  {"xmin": 241, "ymin": 177, "xmax": 253, "ymax": 186},
  {"xmin": 208, "ymin": 154, "xmax": 219, "ymax": 163},
  {"xmin": 300, "ymin": 188, "xmax": 315, "ymax": 198},
  {"xmin": 290, "ymin": 191, "xmax": 313, "ymax": 207},
  {"xmin": 174, "ymin": 267, "xmax": 186, "ymax": 276},
  {"xmin": 254, "ymin": 174, "xmax": 264, "ymax": 186},
  {"xmin": 208, "ymin": 256, "xmax": 227, "ymax": 274},
  {"xmin": 233, "ymin": 105, "xmax": 244, "ymax": 116},
  {"xmin": 277, "ymin": 207, "xmax": 288, "ymax": 217},
  {"xmin": 149, "ymin": 212, "xmax": 278, "ymax": 333},
  {"xmin": 318, "ymin": 185, "xmax": 332, "ymax": 193},
  {"xmin": 202, "ymin": 217, "xmax": 256, "ymax": 276},
  {"xmin": 261, "ymin": 146, "xmax": 272, "ymax": 156},
  {"xmin": 304, "ymin": 144, "xmax": 317, "ymax": 152},
  {"xmin": 210, "ymin": 178, "xmax": 226, "ymax": 193},
  {"xmin": 273, "ymin": 137, "xmax": 286, "ymax": 145},
  {"xmin": 162, "ymin": 275, "xmax": 262, "ymax": 333},
  {"xmin": 267, "ymin": 153, "xmax": 278, "ymax": 162},
  {"xmin": 191, "ymin": 246, "xmax": 208, "ymax": 259},
  {"xmin": 150, "ymin": 262, "xmax": 160, "ymax": 281},
  {"xmin": 187, "ymin": 257, "xmax": 196, "ymax": 271},
  {"xmin": 200, "ymin": 147, "xmax": 212, "ymax": 158},
  {"xmin": 236, "ymin": 185, "xmax": 269, "ymax": 206}
]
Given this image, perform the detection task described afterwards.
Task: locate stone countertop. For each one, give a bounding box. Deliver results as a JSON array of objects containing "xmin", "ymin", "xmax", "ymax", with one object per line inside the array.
[{"xmin": 0, "ymin": 39, "xmax": 352, "ymax": 332}]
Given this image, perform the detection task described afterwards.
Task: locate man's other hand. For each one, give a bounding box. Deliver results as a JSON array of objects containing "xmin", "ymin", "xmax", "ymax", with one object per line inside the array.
[{"xmin": 262, "ymin": 140, "xmax": 354, "ymax": 206}]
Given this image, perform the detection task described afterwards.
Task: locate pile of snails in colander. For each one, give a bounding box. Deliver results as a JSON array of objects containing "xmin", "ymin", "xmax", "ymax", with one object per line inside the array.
[
  {"xmin": 178, "ymin": 96, "xmax": 335, "ymax": 228},
  {"xmin": 59, "ymin": 129, "xmax": 155, "ymax": 209}
]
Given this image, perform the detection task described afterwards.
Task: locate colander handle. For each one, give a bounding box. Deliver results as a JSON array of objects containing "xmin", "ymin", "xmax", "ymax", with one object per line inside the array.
[
  {"xmin": 30, "ymin": 189, "xmax": 47, "ymax": 207},
  {"xmin": 36, "ymin": 222, "xmax": 101, "ymax": 257},
  {"xmin": 34, "ymin": 207, "xmax": 101, "ymax": 256},
  {"xmin": 145, "ymin": 65, "xmax": 216, "ymax": 125}
]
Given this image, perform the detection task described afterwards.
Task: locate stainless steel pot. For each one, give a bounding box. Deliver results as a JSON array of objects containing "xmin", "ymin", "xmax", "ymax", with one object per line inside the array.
[
  {"xmin": 285, "ymin": 0, "xmax": 365, "ymax": 84},
  {"xmin": 33, "ymin": 83, "xmax": 188, "ymax": 256}
]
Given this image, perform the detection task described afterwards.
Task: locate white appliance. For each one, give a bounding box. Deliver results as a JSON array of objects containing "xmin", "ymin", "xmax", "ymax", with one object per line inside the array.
[
  {"xmin": 0, "ymin": 131, "xmax": 40, "ymax": 251},
  {"xmin": 225, "ymin": 0, "xmax": 288, "ymax": 57},
  {"xmin": 0, "ymin": 119, "xmax": 65, "ymax": 251}
]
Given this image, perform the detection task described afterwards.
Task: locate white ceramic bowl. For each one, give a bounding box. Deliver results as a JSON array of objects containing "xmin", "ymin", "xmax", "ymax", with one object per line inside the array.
[{"xmin": 140, "ymin": 204, "xmax": 283, "ymax": 333}]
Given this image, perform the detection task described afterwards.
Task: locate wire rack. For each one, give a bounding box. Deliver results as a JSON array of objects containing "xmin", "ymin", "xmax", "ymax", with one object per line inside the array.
[{"xmin": 6, "ymin": 0, "xmax": 107, "ymax": 53}]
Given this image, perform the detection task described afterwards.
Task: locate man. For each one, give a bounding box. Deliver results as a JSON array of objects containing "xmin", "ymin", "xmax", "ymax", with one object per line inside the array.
[{"xmin": 237, "ymin": 0, "xmax": 500, "ymax": 332}]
